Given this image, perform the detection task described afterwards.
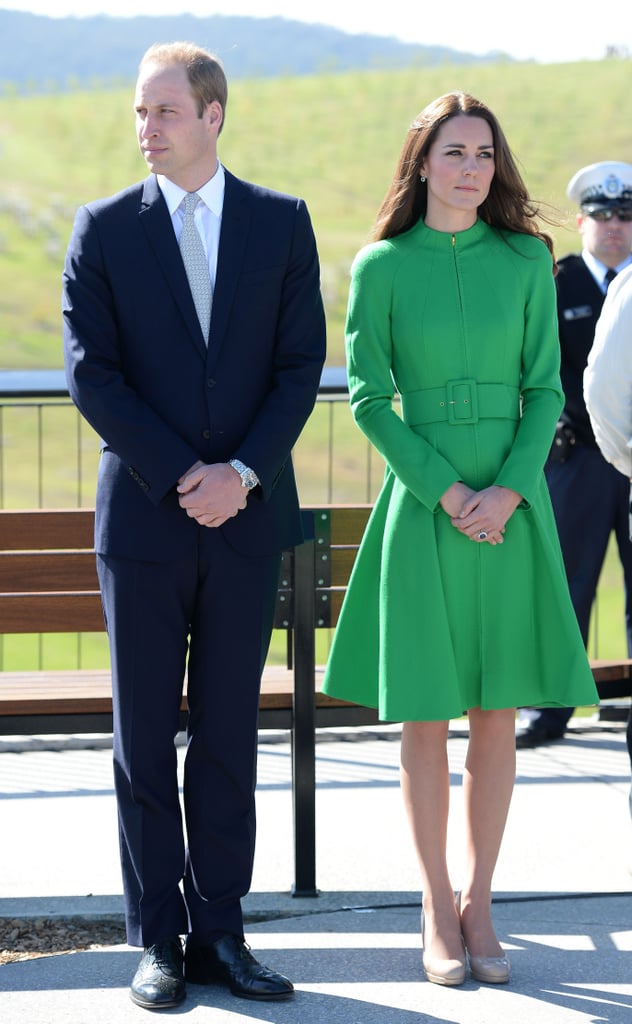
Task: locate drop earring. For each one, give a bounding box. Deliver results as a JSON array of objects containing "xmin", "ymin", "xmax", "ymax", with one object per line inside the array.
[{"xmin": 419, "ymin": 173, "xmax": 426, "ymax": 182}]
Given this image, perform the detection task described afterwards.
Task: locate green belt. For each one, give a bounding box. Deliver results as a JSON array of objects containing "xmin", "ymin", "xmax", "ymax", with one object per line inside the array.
[{"xmin": 401, "ymin": 380, "xmax": 520, "ymax": 426}]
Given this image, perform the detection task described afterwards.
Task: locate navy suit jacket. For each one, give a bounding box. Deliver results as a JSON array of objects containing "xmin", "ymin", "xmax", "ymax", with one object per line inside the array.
[{"xmin": 63, "ymin": 170, "xmax": 326, "ymax": 561}]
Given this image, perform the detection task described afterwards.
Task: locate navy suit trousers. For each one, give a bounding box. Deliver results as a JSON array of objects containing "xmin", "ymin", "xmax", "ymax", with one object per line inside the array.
[{"xmin": 97, "ymin": 526, "xmax": 281, "ymax": 946}]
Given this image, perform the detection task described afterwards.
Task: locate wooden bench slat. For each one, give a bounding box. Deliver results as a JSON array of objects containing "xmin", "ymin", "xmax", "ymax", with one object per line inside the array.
[
  {"xmin": 0, "ymin": 670, "xmax": 114, "ymax": 714},
  {"xmin": 0, "ymin": 592, "xmax": 104, "ymax": 632},
  {"xmin": 0, "ymin": 508, "xmax": 95, "ymax": 550},
  {"xmin": 589, "ymin": 658, "xmax": 632, "ymax": 683},
  {"xmin": 0, "ymin": 550, "xmax": 99, "ymax": 592},
  {"xmin": 0, "ymin": 665, "xmax": 357, "ymax": 717},
  {"xmin": 326, "ymin": 504, "xmax": 372, "ymax": 546}
]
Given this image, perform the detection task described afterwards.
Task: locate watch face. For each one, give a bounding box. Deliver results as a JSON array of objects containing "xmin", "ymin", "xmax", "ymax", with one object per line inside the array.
[{"xmin": 243, "ymin": 470, "xmax": 258, "ymax": 490}]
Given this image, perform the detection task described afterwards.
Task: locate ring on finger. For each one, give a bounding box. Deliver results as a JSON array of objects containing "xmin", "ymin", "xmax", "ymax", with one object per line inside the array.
[{"xmin": 477, "ymin": 530, "xmax": 488, "ymax": 541}]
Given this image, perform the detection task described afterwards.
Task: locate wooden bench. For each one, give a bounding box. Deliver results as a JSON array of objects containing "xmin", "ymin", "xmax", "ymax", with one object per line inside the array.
[
  {"xmin": 1, "ymin": 506, "xmax": 630, "ymax": 897},
  {"xmin": 0, "ymin": 505, "xmax": 377, "ymax": 897}
]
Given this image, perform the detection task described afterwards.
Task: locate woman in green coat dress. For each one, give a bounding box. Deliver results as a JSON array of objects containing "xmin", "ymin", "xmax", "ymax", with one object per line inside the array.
[{"xmin": 322, "ymin": 92, "xmax": 598, "ymax": 987}]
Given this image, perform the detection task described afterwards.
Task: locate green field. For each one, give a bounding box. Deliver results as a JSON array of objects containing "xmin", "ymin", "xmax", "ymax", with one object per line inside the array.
[
  {"xmin": 1, "ymin": 58, "xmax": 631, "ymax": 671},
  {"xmin": 2, "ymin": 59, "xmax": 632, "ymax": 367}
]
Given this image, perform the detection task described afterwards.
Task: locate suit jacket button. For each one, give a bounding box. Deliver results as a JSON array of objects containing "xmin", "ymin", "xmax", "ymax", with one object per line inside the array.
[
  {"xmin": 207, "ymin": 378, "xmax": 216, "ymax": 388},
  {"xmin": 202, "ymin": 429, "xmax": 211, "ymax": 439}
]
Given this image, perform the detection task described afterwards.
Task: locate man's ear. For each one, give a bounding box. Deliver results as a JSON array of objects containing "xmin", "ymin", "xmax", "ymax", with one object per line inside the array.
[{"xmin": 208, "ymin": 100, "xmax": 223, "ymax": 134}]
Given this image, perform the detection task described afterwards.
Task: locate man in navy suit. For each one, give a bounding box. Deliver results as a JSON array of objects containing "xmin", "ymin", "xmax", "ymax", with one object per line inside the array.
[{"xmin": 63, "ymin": 41, "xmax": 326, "ymax": 1010}]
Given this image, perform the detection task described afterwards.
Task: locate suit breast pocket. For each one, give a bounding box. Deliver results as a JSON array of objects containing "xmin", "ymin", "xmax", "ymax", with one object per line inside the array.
[
  {"xmin": 230, "ymin": 266, "xmax": 285, "ymax": 334},
  {"xmin": 237, "ymin": 264, "xmax": 285, "ymax": 289}
]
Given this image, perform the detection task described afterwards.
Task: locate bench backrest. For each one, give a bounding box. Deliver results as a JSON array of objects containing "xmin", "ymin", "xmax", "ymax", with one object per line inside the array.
[
  {"xmin": 311, "ymin": 504, "xmax": 371, "ymax": 628},
  {"xmin": 0, "ymin": 505, "xmax": 373, "ymax": 643},
  {"xmin": 0, "ymin": 509, "xmax": 102, "ymax": 633}
]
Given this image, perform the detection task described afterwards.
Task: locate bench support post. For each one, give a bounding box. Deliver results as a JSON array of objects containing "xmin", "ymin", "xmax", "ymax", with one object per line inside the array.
[{"xmin": 290, "ymin": 524, "xmax": 319, "ymax": 897}]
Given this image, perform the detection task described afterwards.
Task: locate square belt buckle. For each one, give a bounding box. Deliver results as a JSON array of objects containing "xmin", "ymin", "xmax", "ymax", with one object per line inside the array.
[{"xmin": 446, "ymin": 378, "xmax": 478, "ymax": 424}]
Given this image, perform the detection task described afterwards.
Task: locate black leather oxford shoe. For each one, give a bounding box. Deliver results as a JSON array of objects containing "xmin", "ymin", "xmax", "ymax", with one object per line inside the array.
[
  {"xmin": 185, "ymin": 932, "xmax": 294, "ymax": 1001},
  {"xmin": 515, "ymin": 725, "xmax": 564, "ymax": 749},
  {"xmin": 129, "ymin": 936, "xmax": 185, "ymax": 1009}
]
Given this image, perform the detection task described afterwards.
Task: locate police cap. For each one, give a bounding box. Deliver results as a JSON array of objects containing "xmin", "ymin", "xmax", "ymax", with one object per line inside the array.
[{"xmin": 567, "ymin": 161, "xmax": 632, "ymax": 212}]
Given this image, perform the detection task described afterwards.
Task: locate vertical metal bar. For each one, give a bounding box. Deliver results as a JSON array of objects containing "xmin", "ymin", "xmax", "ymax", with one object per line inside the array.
[
  {"xmin": 290, "ymin": 513, "xmax": 318, "ymax": 897},
  {"xmin": 327, "ymin": 401, "xmax": 334, "ymax": 503},
  {"xmin": 76, "ymin": 411, "xmax": 82, "ymax": 508},
  {"xmin": 37, "ymin": 404, "xmax": 44, "ymax": 508}
]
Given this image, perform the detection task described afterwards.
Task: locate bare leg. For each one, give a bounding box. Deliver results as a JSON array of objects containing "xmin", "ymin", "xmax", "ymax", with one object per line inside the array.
[
  {"xmin": 400, "ymin": 719, "xmax": 463, "ymax": 963},
  {"xmin": 459, "ymin": 706, "xmax": 516, "ymax": 958}
]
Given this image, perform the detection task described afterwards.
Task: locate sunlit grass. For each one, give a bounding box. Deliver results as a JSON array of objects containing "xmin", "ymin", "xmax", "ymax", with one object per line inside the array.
[{"xmin": 2, "ymin": 60, "xmax": 632, "ymax": 367}]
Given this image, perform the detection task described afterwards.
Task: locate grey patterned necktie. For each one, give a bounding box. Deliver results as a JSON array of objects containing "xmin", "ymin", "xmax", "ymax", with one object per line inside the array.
[{"xmin": 179, "ymin": 192, "xmax": 211, "ymax": 342}]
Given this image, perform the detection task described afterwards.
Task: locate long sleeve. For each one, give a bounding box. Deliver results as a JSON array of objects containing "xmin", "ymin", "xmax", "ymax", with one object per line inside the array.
[
  {"xmin": 346, "ymin": 241, "xmax": 460, "ymax": 512},
  {"xmin": 493, "ymin": 236, "xmax": 563, "ymax": 505}
]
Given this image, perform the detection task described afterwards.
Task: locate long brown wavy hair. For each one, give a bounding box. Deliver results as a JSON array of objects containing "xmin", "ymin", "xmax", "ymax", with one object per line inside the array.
[{"xmin": 372, "ymin": 91, "xmax": 555, "ymax": 261}]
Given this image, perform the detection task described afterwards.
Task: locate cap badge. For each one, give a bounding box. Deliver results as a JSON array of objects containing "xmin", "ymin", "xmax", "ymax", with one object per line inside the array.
[{"xmin": 604, "ymin": 174, "xmax": 622, "ymax": 197}]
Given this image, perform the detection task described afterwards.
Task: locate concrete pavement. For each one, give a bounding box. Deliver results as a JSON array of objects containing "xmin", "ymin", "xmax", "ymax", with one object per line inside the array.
[{"xmin": 1, "ymin": 716, "xmax": 631, "ymax": 1022}]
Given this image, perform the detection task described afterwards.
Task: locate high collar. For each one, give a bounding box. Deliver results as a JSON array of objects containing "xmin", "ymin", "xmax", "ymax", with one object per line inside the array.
[{"xmin": 414, "ymin": 216, "xmax": 489, "ymax": 249}]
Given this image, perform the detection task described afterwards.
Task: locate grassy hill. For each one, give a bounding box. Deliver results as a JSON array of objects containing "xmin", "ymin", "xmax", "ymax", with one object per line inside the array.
[{"xmin": 1, "ymin": 58, "xmax": 631, "ymax": 370}]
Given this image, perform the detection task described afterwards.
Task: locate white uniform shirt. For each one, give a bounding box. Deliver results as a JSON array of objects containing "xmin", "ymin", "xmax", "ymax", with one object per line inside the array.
[{"xmin": 584, "ymin": 263, "xmax": 632, "ymax": 478}]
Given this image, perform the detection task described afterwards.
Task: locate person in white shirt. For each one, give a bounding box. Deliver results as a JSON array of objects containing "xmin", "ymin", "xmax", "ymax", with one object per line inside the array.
[{"xmin": 584, "ymin": 263, "xmax": 632, "ymax": 860}]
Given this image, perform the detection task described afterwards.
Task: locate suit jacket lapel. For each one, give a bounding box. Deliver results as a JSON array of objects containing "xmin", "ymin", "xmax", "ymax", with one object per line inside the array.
[
  {"xmin": 206, "ymin": 171, "xmax": 251, "ymax": 374},
  {"xmin": 138, "ymin": 176, "xmax": 208, "ymax": 359}
]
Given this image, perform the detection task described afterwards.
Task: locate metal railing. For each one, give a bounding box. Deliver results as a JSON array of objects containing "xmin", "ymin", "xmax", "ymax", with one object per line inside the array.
[{"xmin": 0, "ymin": 368, "xmax": 385, "ymax": 510}]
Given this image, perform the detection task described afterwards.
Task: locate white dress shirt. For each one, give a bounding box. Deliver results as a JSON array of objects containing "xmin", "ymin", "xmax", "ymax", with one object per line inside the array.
[
  {"xmin": 584, "ymin": 263, "xmax": 632, "ymax": 478},
  {"xmin": 157, "ymin": 162, "xmax": 225, "ymax": 290},
  {"xmin": 581, "ymin": 248, "xmax": 632, "ymax": 294}
]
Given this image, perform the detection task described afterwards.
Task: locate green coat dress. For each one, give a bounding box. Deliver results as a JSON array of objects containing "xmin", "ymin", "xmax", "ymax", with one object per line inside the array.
[{"xmin": 322, "ymin": 218, "xmax": 599, "ymax": 722}]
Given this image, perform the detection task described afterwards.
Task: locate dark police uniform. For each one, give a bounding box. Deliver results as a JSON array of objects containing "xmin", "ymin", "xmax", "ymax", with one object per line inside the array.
[{"xmin": 533, "ymin": 254, "xmax": 632, "ymax": 738}]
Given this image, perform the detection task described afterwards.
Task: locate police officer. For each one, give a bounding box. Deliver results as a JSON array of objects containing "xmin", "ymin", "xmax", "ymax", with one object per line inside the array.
[{"xmin": 517, "ymin": 161, "xmax": 632, "ymax": 747}]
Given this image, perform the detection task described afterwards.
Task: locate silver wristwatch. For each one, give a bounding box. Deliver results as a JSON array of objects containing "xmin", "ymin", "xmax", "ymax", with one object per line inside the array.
[{"xmin": 228, "ymin": 458, "xmax": 259, "ymax": 490}]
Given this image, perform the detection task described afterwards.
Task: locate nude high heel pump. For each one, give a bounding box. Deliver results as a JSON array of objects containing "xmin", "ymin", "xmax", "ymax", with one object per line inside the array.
[
  {"xmin": 421, "ymin": 907, "xmax": 466, "ymax": 986},
  {"xmin": 456, "ymin": 892, "xmax": 510, "ymax": 985}
]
